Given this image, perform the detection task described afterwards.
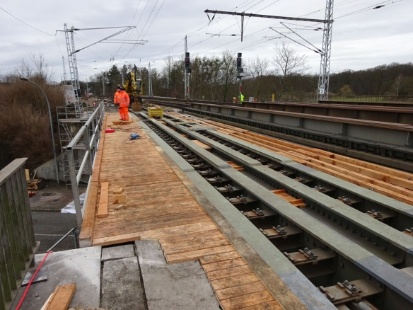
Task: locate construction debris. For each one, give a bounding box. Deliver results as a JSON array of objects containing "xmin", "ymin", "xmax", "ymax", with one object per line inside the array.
[
  {"xmin": 27, "ymin": 179, "xmax": 45, "ymax": 190},
  {"xmin": 112, "ymin": 186, "xmax": 127, "ymax": 204}
]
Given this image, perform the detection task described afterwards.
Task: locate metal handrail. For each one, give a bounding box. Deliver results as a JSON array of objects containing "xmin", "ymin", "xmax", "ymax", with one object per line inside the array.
[
  {"xmin": 46, "ymin": 227, "xmax": 79, "ymax": 252},
  {"xmin": 65, "ymin": 103, "xmax": 105, "ymax": 228}
]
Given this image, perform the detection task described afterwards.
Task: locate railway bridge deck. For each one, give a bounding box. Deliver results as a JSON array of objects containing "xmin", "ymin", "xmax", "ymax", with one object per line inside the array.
[
  {"xmin": 81, "ymin": 111, "xmax": 313, "ymax": 309},
  {"xmin": 13, "ymin": 107, "xmax": 413, "ymax": 310}
]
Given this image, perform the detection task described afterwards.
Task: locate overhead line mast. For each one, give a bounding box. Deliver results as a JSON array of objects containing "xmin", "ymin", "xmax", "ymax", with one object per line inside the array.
[
  {"xmin": 57, "ymin": 24, "xmax": 137, "ymax": 114},
  {"xmin": 318, "ymin": 0, "xmax": 334, "ymax": 100}
]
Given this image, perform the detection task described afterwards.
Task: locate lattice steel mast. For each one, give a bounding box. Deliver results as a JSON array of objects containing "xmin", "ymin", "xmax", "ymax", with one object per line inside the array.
[
  {"xmin": 64, "ymin": 23, "xmax": 81, "ymax": 101},
  {"xmin": 317, "ymin": 0, "xmax": 334, "ymax": 100}
]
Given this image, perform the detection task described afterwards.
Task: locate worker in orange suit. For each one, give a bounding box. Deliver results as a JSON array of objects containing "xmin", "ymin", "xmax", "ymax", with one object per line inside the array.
[
  {"xmin": 117, "ymin": 87, "xmax": 130, "ymax": 121},
  {"xmin": 113, "ymin": 85, "xmax": 121, "ymax": 106}
]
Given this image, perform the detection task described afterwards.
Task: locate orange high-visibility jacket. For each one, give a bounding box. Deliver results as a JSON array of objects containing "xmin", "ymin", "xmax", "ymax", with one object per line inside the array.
[
  {"xmin": 113, "ymin": 90, "xmax": 121, "ymax": 104},
  {"xmin": 118, "ymin": 90, "xmax": 130, "ymax": 108}
]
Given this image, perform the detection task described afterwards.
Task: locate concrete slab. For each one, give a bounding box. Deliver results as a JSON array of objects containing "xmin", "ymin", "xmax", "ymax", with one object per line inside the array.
[
  {"xmin": 136, "ymin": 240, "xmax": 220, "ymax": 310},
  {"xmin": 101, "ymin": 257, "xmax": 146, "ymax": 310},
  {"xmin": 135, "ymin": 239, "xmax": 166, "ymax": 266},
  {"xmin": 101, "ymin": 244, "xmax": 135, "ymax": 261},
  {"xmin": 11, "ymin": 246, "xmax": 101, "ymax": 310}
]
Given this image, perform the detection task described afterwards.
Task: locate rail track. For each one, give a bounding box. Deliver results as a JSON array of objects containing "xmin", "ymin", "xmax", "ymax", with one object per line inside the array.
[
  {"xmin": 137, "ymin": 110, "xmax": 413, "ymax": 310},
  {"xmin": 143, "ymin": 97, "xmax": 413, "ymax": 172}
]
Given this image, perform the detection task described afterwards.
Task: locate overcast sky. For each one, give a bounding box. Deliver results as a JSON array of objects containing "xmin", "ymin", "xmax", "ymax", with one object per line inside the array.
[{"xmin": 0, "ymin": 0, "xmax": 411, "ymax": 82}]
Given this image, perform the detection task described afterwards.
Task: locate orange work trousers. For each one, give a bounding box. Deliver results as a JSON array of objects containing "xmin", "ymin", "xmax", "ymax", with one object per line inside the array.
[{"xmin": 119, "ymin": 107, "xmax": 129, "ymax": 121}]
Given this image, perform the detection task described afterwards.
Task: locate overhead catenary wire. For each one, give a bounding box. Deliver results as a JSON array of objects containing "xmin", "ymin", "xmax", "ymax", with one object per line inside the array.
[
  {"xmin": 0, "ymin": 5, "xmax": 54, "ymax": 36},
  {"xmin": 63, "ymin": 0, "xmax": 407, "ymax": 79}
]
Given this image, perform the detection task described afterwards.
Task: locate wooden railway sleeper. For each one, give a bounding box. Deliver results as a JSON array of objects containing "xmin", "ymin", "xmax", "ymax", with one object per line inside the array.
[
  {"xmin": 240, "ymin": 208, "xmax": 274, "ymax": 220},
  {"xmin": 284, "ymin": 248, "xmax": 336, "ymax": 266},
  {"xmin": 319, "ymin": 279, "xmax": 383, "ymax": 306},
  {"xmin": 177, "ymin": 149, "xmax": 188, "ymax": 154},
  {"xmin": 314, "ymin": 185, "xmax": 335, "ymax": 194},
  {"xmin": 366, "ymin": 209, "xmax": 395, "ymax": 221},
  {"xmin": 295, "ymin": 176, "xmax": 315, "ymax": 185},
  {"xmin": 268, "ymin": 162, "xmax": 282, "ymax": 171},
  {"xmin": 192, "ymin": 162, "xmax": 210, "ymax": 170},
  {"xmin": 338, "ymin": 196, "xmax": 361, "ymax": 206},
  {"xmin": 257, "ymin": 157, "xmax": 270, "ymax": 165},
  {"xmin": 214, "ymin": 184, "xmax": 242, "ymax": 194},
  {"xmin": 181, "ymin": 153, "xmax": 196, "ymax": 159},
  {"xmin": 404, "ymin": 227, "xmax": 413, "ymax": 237},
  {"xmin": 259, "ymin": 225, "xmax": 301, "ymax": 239},
  {"xmin": 280, "ymin": 169, "xmax": 297, "ymax": 177},
  {"xmin": 227, "ymin": 195, "xmax": 256, "ymax": 205},
  {"xmin": 187, "ymin": 157, "xmax": 203, "ymax": 164},
  {"xmin": 198, "ymin": 168, "xmax": 218, "ymax": 177},
  {"xmin": 206, "ymin": 175, "xmax": 230, "ymax": 185},
  {"xmin": 246, "ymin": 152, "xmax": 259, "ymax": 159}
]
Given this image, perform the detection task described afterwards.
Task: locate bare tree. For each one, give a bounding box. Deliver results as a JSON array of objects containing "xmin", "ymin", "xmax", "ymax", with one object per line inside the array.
[
  {"xmin": 272, "ymin": 42, "xmax": 309, "ymax": 100},
  {"xmin": 249, "ymin": 56, "xmax": 270, "ymax": 78},
  {"xmin": 393, "ymin": 74, "xmax": 403, "ymax": 97},
  {"xmin": 14, "ymin": 54, "xmax": 54, "ymax": 82},
  {"xmin": 247, "ymin": 56, "xmax": 270, "ymax": 101},
  {"xmin": 219, "ymin": 51, "xmax": 237, "ymax": 102},
  {"xmin": 162, "ymin": 56, "xmax": 174, "ymax": 95}
]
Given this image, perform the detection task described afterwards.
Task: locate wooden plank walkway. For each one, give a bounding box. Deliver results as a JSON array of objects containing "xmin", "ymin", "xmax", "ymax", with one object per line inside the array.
[{"xmin": 79, "ymin": 112, "xmax": 301, "ymax": 310}]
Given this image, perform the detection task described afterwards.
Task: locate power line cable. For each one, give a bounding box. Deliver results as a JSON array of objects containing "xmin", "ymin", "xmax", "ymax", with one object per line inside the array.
[{"xmin": 0, "ymin": 5, "xmax": 53, "ymax": 35}]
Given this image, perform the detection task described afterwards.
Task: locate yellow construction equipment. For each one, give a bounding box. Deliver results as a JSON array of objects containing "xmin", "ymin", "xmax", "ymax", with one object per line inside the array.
[{"xmin": 124, "ymin": 68, "xmax": 143, "ymax": 111}]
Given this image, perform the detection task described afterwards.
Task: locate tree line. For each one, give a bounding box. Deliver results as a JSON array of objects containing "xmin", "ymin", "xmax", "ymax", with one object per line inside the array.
[
  {"xmin": 0, "ymin": 51, "xmax": 412, "ymax": 170},
  {"xmin": 87, "ymin": 45, "xmax": 413, "ymax": 103}
]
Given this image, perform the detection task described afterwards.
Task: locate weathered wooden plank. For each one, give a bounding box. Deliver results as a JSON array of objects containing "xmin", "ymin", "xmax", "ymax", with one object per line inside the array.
[
  {"xmin": 79, "ymin": 181, "xmax": 99, "ymax": 243},
  {"xmin": 219, "ymin": 291, "xmax": 275, "ymax": 310},
  {"xmin": 42, "ymin": 283, "xmax": 76, "ymax": 310},
  {"xmin": 89, "ymin": 113, "xmax": 282, "ymax": 309},
  {"xmin": 93, "ymin": 232, "xmax": 141, "ymax": 246},
  {"xmin": 166, "ymin": 245, "xmax": 235, "ymax": 263},
  {"xmin": 240, "ymin": 300, "xmax": 283, "ymax": 310},
  {"xmin": 94, "ymin": 209, "xmax": 208, "ymax": 228},
  {"xmin": 163, "ymin": 238, "xmax": 230, "ymax": 255},
  {"xmin": 215, "ymin": 281, "xmax": 266, "ymax": 301},
  {"xmin": 210, "ymin": 273, "xmax": 261, "ymax": 291},
  {"xmin": 93, "ymin": 214, "xmax": 209, "ymax": 240},
  {"xmin": 140, "ymin": 222, "xmax": 216, "ymax": 240},
  {"xmin": 206, "ymin": 265, "xmax": 252, "ymax": 281},
  {"xmin": 97, "ymin": 182, "xmax": 109, "ymax": 218},
  {"xmin": 159, "ymin": 229, "xmax": 224, "ymax": 246},
  {"xmin": 202, "ymin": 257, "xmax": 246, "ymax": 273},
  {"xmin": 199, "ymin": 251, "xmax": 241, "ymax": 265}
]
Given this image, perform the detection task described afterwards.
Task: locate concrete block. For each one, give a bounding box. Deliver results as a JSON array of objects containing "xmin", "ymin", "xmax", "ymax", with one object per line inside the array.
[
  {"xmin": 135, "ymin": 240, "xmax": 166, "ymax": 266},
  {"xmin": 136, "ymin": 240, "xmax": 219, "ymax": 310},
  {"xmin": 11, "ymin": 246, "xmax": 101, "ymax": 310},
  {"xmin": 101, "ymin": 244, "xmax": 135, "ymax": 262},
  {"xmin": 101, "ymin": 257, "xmax": 145, "ymax": 310}
]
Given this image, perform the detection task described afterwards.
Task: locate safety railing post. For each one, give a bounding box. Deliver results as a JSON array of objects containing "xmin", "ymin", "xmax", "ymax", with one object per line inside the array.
[{"xmin": 66, "ymin": 149, "xmax": 83, "ymax": 229}]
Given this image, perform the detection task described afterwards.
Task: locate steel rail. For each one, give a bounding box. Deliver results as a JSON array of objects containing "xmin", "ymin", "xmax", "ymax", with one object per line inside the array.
[
  {"xmin": 138, "ymin": 111, "xmax": 413, "ymax": 309},
  {"xmin": 143, "ymin": 98, "xmax": 413, "ymax": 164},
  {"xmin": 162, "ymin": 115, "xmax": 413, "ymax": 260}
]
